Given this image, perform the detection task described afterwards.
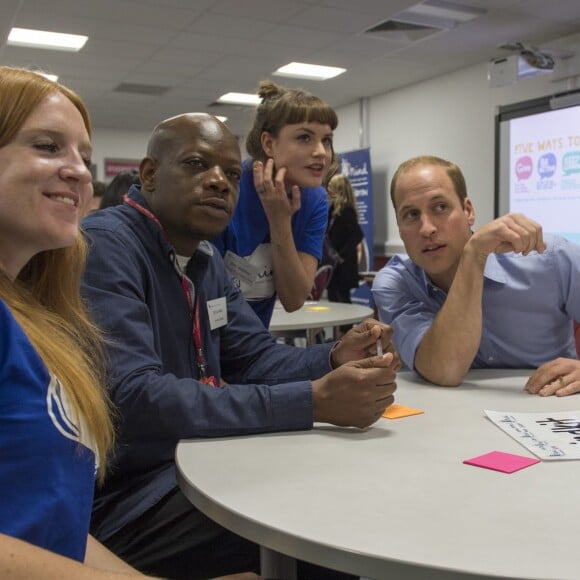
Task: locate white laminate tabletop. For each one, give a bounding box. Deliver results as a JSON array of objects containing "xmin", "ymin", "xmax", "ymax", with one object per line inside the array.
[
  {"xmin": 269, "ymin": 299, "xmax": 373, "ymax": 332},
  {"xmin": 177, "ymin": 369, "xmax": 580, "ymax": 580}
]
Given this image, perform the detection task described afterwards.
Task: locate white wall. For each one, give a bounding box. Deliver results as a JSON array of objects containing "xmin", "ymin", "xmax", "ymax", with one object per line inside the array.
[
  {"xmin": 334, "ymin": 32, "xmax": 580, "ymax": 256},
  {"xmin": 91, "ymin": 128, "xmax": 150, "ymax": 182},
  {"xmin": 333, "ymin": 101, "xmax": 363, "ymax": 152}
]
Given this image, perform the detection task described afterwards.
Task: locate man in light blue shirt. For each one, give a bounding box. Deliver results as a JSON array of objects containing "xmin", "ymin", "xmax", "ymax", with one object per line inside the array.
[{"xmin": 372, "ymin": 155, "xmax": 580, "ymax": 396}]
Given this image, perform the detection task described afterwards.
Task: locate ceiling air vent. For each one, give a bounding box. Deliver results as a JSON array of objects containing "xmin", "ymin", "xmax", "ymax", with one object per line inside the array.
[
  {"xmin": 114, "ymin": 83, "xmax": 169, "ymax": 96},
  {"xmin": 365, "ymin": 1, "xmax": 486, "ymax": 43},
  {"xmin": 365, "ymin": 19, "xmax": 444, "ymax": 43}
]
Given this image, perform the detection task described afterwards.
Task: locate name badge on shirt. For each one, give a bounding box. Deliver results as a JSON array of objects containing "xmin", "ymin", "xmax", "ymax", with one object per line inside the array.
[
  {"xmin": 224, "ymin": 250, "xmax": 260, "ymax": 287},
  {"xmin": 207, "ymin": 297, "xmax": 227, "ymax": 330}
]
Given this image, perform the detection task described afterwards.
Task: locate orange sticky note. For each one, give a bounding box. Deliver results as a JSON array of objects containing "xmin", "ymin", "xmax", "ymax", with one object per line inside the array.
[{"xmin": 382, "ymin": 404, "xmax": 424, "ymax": 419}]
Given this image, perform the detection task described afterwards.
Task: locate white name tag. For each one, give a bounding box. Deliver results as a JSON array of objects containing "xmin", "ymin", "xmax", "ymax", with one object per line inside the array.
[
  {"xmin": 207, "ymin": 297, "xmax": 227, "ymax": 330},
  {"xmin": 224, "ymin": 250, "xmax": 260, "ymax": 287}
]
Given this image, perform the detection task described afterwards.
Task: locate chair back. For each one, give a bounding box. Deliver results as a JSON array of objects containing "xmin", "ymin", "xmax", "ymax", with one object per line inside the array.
[{"xmin": 309, "ymin": 265, "xmax": 333, "ymax": 301}]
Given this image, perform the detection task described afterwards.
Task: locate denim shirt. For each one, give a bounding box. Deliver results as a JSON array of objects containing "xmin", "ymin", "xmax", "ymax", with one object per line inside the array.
[
  {"xmin": 82, "ymin": 186, "xmax": 333, "ymax": 541},
  {"xmin": 372, "ymin": 235, "xmax": 580, "ymax": 371}
]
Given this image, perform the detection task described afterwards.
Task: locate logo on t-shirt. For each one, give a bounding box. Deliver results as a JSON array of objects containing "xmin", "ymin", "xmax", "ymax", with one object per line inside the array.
[
  {"xmin": 46, "ymin": 374, "xmax": 98, "ymax": 467},
  {"xmin": 237, "ymin": 244, "xmax": 275, "ymax": 300}
]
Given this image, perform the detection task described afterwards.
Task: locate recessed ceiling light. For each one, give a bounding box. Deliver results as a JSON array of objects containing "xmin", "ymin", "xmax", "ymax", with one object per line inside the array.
[
  {"xmin": 273, "ymin": 62, "xmax": 346, "ymax": 81},
  {"xmin": 38, "ymin": 72, "xmax": 59, "ymax": 82},
  {"xmin": 217, "ymin": 92, "xmax": 261, "ymax": 106},
  {"xmin": 8, "ymin": 27, "xmax": 88, "ymax": 52}
]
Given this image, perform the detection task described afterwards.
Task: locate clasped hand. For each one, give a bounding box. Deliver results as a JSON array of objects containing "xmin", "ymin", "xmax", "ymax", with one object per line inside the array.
[
  {"xmin": 331, "ymin": 318, "xmax": 400, "ymax": 369},
  {"xmin": 312, "ymin": 319, "xmax": 399, "ymax": 429},
  {"xmin": 468, "ymin": 213, "xmax": 546, "ymax": 259}
]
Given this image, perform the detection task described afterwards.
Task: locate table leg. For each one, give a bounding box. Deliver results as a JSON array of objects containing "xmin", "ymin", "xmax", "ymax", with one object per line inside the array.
[
  {"xmin": 332, "ymin": 325, "xmax": 339, "ymax": 341},
  {"xmin": 306, "ymin": 328, "xmax": 317, "ymax": 346},
  {"xmin": 260, "ymin": 545, "xmax": 297, "ymax": 580}
]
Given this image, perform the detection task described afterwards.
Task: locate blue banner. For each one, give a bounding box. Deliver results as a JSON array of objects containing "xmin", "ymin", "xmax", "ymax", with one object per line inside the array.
[{"xmin": 337, "ymin": 148, "xmax": 374, "ymax": 307}]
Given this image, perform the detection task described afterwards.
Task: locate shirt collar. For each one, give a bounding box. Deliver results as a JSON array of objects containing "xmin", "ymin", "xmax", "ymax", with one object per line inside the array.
[
  {"xmin": 127, "ymin": 186, "xmax": 214, "ymax": 258},
  {"xmin": 482, "ymin": 252, "xmax": 507, "ymax": 284},
  {"xmin": 197, "ymin": 240, "xmax": 214, "ymax": 256},
  {"xmin": 403, "ymin": 250, "xmax": 507, "ymax": 295}
]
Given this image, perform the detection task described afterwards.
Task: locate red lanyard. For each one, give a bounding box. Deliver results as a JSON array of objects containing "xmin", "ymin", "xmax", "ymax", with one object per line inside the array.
[{"xmin": 123, "ymin": 195, "xmax": 218, "ymax": 387}]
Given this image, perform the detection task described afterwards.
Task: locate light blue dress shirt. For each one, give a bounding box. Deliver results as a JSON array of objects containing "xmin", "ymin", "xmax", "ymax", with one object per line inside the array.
[{"xmin": 372, "ymin": 235, "xmax": 580, "ymax": 371}]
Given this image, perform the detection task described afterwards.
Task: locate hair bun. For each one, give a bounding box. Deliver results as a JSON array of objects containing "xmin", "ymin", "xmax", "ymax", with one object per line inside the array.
[{"xmin": 257, "ymin": 80, "xmax": 286, "ymax": 102}]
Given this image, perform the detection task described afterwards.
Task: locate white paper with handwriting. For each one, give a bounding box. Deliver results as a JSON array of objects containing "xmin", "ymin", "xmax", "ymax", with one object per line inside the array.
[{"xmin": 485, "ymin": 410, "xmax": 580, "ymax": 460}]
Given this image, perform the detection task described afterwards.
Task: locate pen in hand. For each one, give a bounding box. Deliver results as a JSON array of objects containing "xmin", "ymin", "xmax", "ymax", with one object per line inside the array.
[{"xmin": 376, "ymin": 340, "xmax": 383, "ymax": 357}]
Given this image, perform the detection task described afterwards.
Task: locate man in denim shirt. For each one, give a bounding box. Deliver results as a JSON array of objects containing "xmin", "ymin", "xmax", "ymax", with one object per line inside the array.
[{"xmin": 373, "ymin": 155, "xmax": 580, "ymax": 395}]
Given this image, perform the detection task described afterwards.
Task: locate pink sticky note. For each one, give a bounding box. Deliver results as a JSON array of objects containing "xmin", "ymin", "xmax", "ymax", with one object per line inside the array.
[{"xmin": 463, "ymin": 451, "xmax": 540, "ymax": 474}]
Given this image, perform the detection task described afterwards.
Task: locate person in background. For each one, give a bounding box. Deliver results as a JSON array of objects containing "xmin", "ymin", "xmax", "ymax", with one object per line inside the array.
[
  {"xmin": 326, "ymin": 174, "xmax": 364, "ymax": 334},
  {"xmin": 0, "ymin": 66, "xmax": 155, "ymax": 579},
  {"xmin": 372, "ymin": 154, "xmax": 580, "ymax": 395},
  {"xmin": 100, "ymin": 169, "xmax": 140, "ymax": 209},
  {"xmin": 213, "ymin": 80, "xmax": 337, "ymax": 327},
  {"xmin": 81, "ymin": 112, "xmax": 398, "ymax": 580},
  {"xmin": 85, "ymin": 179, "xmax": 106, "ymax": 215}
]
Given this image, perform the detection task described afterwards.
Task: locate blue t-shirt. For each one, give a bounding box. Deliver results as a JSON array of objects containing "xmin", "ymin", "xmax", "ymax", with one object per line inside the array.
[
  {"xmin": 213, "ymin": 158, "xmax": 328, "ymax": 327},
  {"xmin": 0, "ymin": 299, "xmax": 96, "ymax": 561}
]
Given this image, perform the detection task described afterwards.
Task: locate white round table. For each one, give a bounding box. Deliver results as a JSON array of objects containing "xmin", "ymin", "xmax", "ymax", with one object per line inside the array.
[
  {"xmin": 269, "ymin": 299, "xmax": 373, "ymax": 344},
  {"xmin": 177, "ymin": 369, "xmax": 580, "ymax": 579}
]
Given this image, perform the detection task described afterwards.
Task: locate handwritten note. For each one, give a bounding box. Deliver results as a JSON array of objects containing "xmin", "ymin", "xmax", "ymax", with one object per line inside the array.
[{"xmin": 485, "ymin": 410, "xmax": 580, "ymax": 460}]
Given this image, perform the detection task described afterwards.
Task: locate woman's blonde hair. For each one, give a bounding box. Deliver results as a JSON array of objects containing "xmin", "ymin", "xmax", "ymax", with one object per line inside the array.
[
  {"xmin": 0, "ymin": 66, "xmax": 113, "ymax": 481},
  {"xmin": 328, "ymin": 174, "xmax": 358, "ymax": 219},
  {"xmin": 245, "ymin": 80, "xmax": 339, "ymax": 184}
]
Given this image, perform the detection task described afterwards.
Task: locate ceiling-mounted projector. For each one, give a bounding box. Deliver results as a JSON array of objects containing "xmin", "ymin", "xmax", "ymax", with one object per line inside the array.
[
  {"xmin": 498, "ymin": 41, "xmax": 555, "ymax": 70},
  {"xmin": 488, "ymin": 41, "xmax": 573, "ymax": 87}
]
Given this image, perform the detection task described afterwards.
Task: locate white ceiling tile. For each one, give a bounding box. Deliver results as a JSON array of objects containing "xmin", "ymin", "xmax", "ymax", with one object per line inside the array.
[
  {"xmin": 139, "ymin": 0, "xmax": 215, "ymax": 9},
  {"xmin": 287, "ymin": 5, "xmax": 399, "ymax": 34},
  {"xmin": 185, "ymin": 12, "xmax": 274, "ymax": 39},
  {"xmin": 146, "ymin": 46, "xmax": 224, "ymax": 66},
  {"xmin": 2, "ymin": 0, "xmax": 580, "ymax": 132},
  {"xmin": 317, "ymin": 0, "xmax": 414, "ymax": 16},
  {"xmin": 502, "ymin": 0, "xmax": 580, "ymax": 23},
  {"xmin": 260, "ymin": 25, "xmax": 343, "ymax": 50},
  {"xmin": 82, "ymin": 38, "xmax": 160, "ymax": 60},
  {"xmin": 209, "ymin": 0, "xmax": 310, "ymax": 23}
]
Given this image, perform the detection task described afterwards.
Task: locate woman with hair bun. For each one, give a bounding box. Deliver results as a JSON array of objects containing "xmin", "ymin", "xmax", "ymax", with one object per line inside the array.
[{"xmin": 213, "ymin": 80, "xmax": 338, "ymax": 327}]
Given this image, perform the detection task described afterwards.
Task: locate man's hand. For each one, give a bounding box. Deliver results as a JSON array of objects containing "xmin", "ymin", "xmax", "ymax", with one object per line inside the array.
[
  {"xmin": 525, "ymin": 358, "xmax": 580, "ymax": 397},
  {"xmin": 312, "ymin": 353, "xmax": 397, "ymax": 428},
  {"xmin": 331, "ymin": 319, "xmax": 400, "ymax": 370},
  {"xmin": 466, "ymin": 213, "xmax": 546, "ymax": 264}
]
